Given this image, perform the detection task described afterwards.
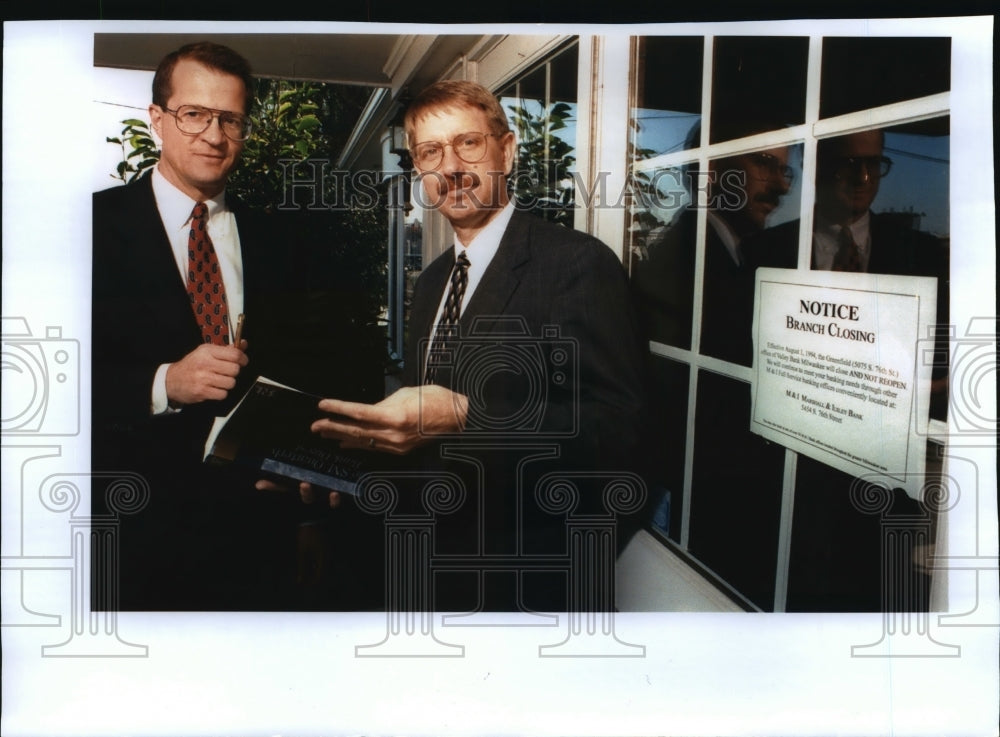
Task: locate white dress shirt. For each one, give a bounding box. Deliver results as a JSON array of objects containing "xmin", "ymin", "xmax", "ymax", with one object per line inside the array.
[
  {"xmin": 812, "ymin": 211, "xmax": 872, "ymax": 271},
  {"xmin": 149, "ymin": 166, "xmax": 244, "ymax": 414},
  {"xmin": 424, "ymin": 201, "xmax": 516, "ymax": 371}
]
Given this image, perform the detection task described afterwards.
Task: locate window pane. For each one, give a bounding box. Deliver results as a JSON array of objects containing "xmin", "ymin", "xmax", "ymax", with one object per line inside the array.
[
  {"xmin": 710, "ymin": 36, "xmax": 808, "ymax": 143},
  {"xmin": 645, "ymin": 354, "xmax": 690, "ymax": 542},
  {"xmin": 501, "ymin": 43, "xmax": 579, "ymax": 226},
  {"xmin": 630, "ymin": 167, "xmax": 696, "ymax": 350},
  {"xmin": 627, "ymin": 38, "xmax": 703, "ymax": 351},
  {"xmin": 699, "ymin": 143, "xmax": 802, "ymax": 365},
  {"xmin": 632, "ymin": 36, "xmax": 704, "ymax": 157},
  {"xmin": 820, "ymin": 37, "xmax": 951, "ymax": 119},
  {"xmin": 687, "ymin": 371, "xmax": 785, "ymax": 610},
  {"xmin": 787, "ymin": 447, "xmax": 939, "ymax": 612}
]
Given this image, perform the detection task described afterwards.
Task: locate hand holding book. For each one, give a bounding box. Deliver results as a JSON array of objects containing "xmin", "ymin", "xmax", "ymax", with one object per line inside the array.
[{"xmin": 311, "ymin": 384, "xmax": 469, "ymax": 454}]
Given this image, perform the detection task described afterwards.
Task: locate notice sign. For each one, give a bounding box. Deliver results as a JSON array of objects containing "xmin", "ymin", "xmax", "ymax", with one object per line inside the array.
[{"xmin": 750, "ymin": 268, "xmax": 938, "ymax": 498}]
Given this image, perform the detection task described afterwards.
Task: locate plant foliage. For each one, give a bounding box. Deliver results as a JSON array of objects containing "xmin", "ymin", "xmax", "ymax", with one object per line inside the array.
[
  {"xmin": 507, "ymin": 101, "xmax": 576, "ymax": 227},
  {"xmin": 107, "ymin": 78, "xmax": 392, "ymax": 377}
]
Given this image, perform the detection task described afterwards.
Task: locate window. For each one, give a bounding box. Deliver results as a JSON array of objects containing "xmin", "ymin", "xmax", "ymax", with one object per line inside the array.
[
  {"xmin": 628, "ymin": 33, "xmax": 951, "ymax": 612},
  {"xmin": 498, "ymin": 41, "xmax": 579, "ymax": 226}
]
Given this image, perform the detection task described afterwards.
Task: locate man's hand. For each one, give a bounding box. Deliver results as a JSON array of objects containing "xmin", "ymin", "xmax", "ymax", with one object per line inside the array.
[
  {"xmin": 255, "ymin": 479, "xmax": 342, "ymax": 509},
  {"xmin": 165, "ymin": 340, "xmax": 248, "ymax": 406},
  {"xmin": 311, "ymin": 384, "xmax": 468, "ymax": 455}
]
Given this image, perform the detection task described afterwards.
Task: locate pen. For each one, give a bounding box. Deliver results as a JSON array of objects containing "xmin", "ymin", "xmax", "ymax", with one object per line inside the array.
[{"xmin": 234, "ymin": 313, "xmax": 245, "ymax": 345}]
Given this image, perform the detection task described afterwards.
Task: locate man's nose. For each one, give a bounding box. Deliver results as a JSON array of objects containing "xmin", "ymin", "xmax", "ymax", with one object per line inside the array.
[
  {"xmin": 199, "ymin": 115, "xmax": 226, "ymax": 144},
  {"xmin": 438, "ymin": 143, "xmax": 464, "ymax": 175}
]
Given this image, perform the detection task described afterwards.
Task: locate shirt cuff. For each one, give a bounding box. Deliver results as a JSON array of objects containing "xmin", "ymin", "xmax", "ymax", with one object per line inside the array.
[{"xmin": 150, "ymin": 363, "xmax": 179, "ymax": 415}]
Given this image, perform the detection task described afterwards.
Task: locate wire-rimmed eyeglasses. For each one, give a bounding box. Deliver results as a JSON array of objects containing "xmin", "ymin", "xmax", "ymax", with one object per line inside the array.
[
  {"xmin": 162, "ymin": 104, "xmax": 253, "ymax": 142},
  {"xmin": 410, "ymin": 132, "xmax": 501, "ymax": 171}
]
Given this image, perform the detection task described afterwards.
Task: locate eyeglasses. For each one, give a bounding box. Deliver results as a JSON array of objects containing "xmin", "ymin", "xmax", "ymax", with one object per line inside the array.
[
  {"xmin": 831, "ymin": 155, "xmax": 893, "ymax": 181},
  {"xmin": 410, "ymin": 132, "xmax": 500, "ymax": 171},
  {"xmin": 162, "ymin": 104, "xmax": 253, "ymax": 142},
  {"xmin": 746, "ymin": 152, "xmax": 795, "ymax": 186}
]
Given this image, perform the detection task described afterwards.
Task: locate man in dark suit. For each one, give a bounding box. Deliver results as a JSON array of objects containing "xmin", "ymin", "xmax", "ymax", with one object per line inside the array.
[
  {"xmin": 631, "ymin": 121, "xmax": 794, "ymax": 366},
  {"xmin": 92, "ymin": 42, "xmax": 310, "ymax": 610},
  {"xmin": 306, "ymin": 80, "xmax": 649, "ymax": 611}
]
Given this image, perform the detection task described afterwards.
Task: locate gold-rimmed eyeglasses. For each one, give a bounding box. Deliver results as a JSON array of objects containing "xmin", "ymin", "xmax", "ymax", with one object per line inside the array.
[
  {"xmin": 162, "ymin": 104, "xmax": 253, "ymax": 142},
  {"xmin": 410, "ymin": 132, "xmax": 500, "ymax": 171}
]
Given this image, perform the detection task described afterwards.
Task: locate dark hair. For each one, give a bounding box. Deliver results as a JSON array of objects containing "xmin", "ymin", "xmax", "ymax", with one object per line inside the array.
[
  {"xmin": 152, "ymin": 41, "xmax": 254, "ymax": 114},
  {"xmin": 816, "ymin": 128, "xmax": 886, "ymax": 168},
  {"xmin": 404, "ymin": 80, "xmax": 510, "ymax": 149}
]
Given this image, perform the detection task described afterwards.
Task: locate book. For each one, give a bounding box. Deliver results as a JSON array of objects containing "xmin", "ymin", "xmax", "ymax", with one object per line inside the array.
[{"xmin": 203, "ymin": 376, "xmax": 369, "ymax": 495}]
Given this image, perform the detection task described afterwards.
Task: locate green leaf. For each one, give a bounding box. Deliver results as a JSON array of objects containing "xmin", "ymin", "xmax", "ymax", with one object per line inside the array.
[{"xmin": 296, "ymin": 114, "xmax": 322, "ymax": 131}]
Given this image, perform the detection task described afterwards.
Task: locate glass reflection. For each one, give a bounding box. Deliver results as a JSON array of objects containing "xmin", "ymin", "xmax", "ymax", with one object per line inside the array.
[
  {"xmin": 747, "ymin": 121, "xmax": 950, "ymax": 418},
  {"xmin": 498, "ymin": 43, "xmax": 579, "ymax": 226},
  {"xmin": 820, "ymin": 37, "xmax": 950, "ymax": 119},
  {"xmin": 631, "ymin": 120, "xmax": 802, "ymax": 363}
]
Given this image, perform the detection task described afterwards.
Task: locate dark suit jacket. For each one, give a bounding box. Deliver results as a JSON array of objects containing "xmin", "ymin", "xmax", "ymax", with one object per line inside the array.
[
  {"xmin": 745, "ymin": 211, "xmax": 948, "ymax": 280},
  {"xmin": 402, "ymin": 210, "xmax": 650, "ymax": 609},
  {"xmin": 632, "ymin": 208, "xmax": 762, "ymax": 366},
  {"xmin": 91, "ymin": 175, "xmax": 355, "ymax": 610},
  {"xmin": 93, "ymin": 175, "xmax": 274, "ymax": 467}
]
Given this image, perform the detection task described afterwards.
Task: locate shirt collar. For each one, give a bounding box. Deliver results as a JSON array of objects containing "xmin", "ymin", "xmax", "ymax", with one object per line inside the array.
[
  {"xmin": 816, "ymin": 209, "xmax": 871, "ymax": 253},
  {"xmin": 452, "ymin": 200, "xmax": 516, "ymax": 267},
  {"xmin": 151, "ymin": 165, "xmax": 229, "ymax": 232}
]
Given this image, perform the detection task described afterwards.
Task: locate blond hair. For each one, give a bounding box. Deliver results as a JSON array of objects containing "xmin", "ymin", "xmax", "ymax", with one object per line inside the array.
[{"xmin": 404, "ymin": 80, "xmax": 510, "ymax": 150}]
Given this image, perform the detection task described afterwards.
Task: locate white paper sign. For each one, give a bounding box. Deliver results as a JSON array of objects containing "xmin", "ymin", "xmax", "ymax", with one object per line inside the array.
[{"xmin": 751, "ymin": 268, "xmax": 938, "ymax": 498}]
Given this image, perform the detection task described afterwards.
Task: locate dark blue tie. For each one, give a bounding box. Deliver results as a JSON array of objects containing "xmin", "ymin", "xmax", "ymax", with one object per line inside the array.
[{"xmin": 425, "ymin": 251, "xmax": 470, "ymax": 385}]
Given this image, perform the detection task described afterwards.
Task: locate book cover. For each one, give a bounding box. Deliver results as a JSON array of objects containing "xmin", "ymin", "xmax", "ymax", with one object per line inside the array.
[{"xmin": 204, "ymin": 376, "xmax": 369, "ymax": 495}]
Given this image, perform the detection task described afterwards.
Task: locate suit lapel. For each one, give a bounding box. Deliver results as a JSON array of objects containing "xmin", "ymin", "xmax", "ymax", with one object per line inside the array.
[
  {"xmin": 127, "ymin": 177, "xmax": 201, "ymax": 343},
  {"xmin": 412, "ymin": 249, "xmax": 454, "ymax": 343},
  {"xmin": 460, "ymin": 211, "xmax": 531, "ymax": 333}
]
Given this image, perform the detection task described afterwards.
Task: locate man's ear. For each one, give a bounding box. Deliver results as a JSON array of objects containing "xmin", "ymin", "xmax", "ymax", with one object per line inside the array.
[
  {"xmin": 501, "ymin": 131, "xmax": 517, "ymax": 175},
  {"xmin": 148, "ymin": 104, "xmax": 163, "ymax": 138}
]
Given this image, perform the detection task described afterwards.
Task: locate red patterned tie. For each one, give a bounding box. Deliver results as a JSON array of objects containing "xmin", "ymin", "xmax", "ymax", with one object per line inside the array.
[
  {"xmin": 187, "ymin": 202, "xmax": 231, "ymax": 345},
  {"xmin": 832, "ymin": 226, "xmax": 863, "ymax": 272}
]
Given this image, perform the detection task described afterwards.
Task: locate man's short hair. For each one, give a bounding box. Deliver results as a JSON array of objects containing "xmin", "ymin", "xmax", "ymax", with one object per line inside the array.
[
  {"xmin": 152, "ymin": 41, "xmax": 255, "ymax": 114},
  {"xmin": 816, "ymin": 128, "xmax": 886, "ymax": 171},
  {"xmin": 404, "ymin": 80, "xmax": 511, "ymax": 149}
]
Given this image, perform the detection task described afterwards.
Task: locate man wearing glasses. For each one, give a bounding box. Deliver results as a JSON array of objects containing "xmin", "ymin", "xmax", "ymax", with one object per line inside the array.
[
  {"xmin": 750, "ymin": 128, "xmax": 948, "ymax": 416},
  {"xmin": 812, "ymin": 130, "xmax": 919, "ymax": 273},
  {"xmin": 632, "ymin": 118, "xmax": 794, "ymax": 367},
  {"xmin": 306, "ymin": 80, "xmax": 649, "ymax": 612},
  {"xmin": 92, "ymin": 42, "xmax": 298, "ymax": 609}
]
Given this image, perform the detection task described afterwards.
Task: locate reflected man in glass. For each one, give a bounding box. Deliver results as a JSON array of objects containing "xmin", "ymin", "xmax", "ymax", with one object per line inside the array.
[{"xmin": 632, "ymin": 120, "xmax": 794, "ymax": 366}]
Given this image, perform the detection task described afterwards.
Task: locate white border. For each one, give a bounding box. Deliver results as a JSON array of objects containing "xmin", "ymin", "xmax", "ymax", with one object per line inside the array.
[{"xmin": 2, "ymin": 18, "xmax": 997, "ymax": 737}]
